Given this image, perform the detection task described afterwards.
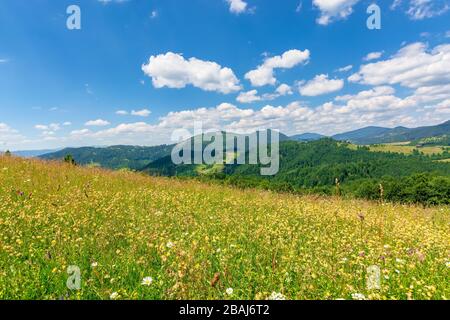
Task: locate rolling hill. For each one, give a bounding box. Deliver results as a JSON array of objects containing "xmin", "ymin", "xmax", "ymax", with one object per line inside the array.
[
  {"xmin": 1, "ymin": 155, "xmax": 448, "ymax": 299},
  {"xmin": 142, "ymin": 139, "xmax": 450, "ymax": 205},
  {"xmin": 39, "ymin": 120, "xmax": 450, "ymax": 170},
  {"xmin": 40, "ymin": 145, "xmax": 173, "ymax": 170}
]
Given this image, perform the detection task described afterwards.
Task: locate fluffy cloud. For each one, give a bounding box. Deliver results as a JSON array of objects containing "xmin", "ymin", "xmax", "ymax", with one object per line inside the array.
[
  {"xmin": 35, "ymin": 123, "xmax": 61, "ymax": 131},
  {"xmin": 299, "ymin": 74, "xmax": 344, "ymax": 96},
  {"xmin": 333, "ymin": 86, "xmax": 415, "ymax": 114},
  {"xmin": 237, "ymin": 90, "xmax": 261, "ymax": 103},
  {"xmin": 21, "ymin": 83, "xmax": 449, "ymax": 149},
  {"xmin": 0, "ymin": 123, "xmax": 15, "ymax": 133},
  {"xmin": 409, "ymin": 84, "xmax": 450, "ymax": 104},
  {"xmin": 245, "ymin": 49, "xmax": 310, "ymax": 87},
  {"xmin": 226, "ymin": 0, "xmax": 249, "ymax": 14},
  {"xmin": 435, "ymin": 99, "xmax": 450, "ymax": 114},
  {"xmin": 131, "ymin": 109, "xmax": 151, "ymax": 117},
  {"xmin": 0, "ymin": 123, "xmax": 26, "ymax": 149},
  {"xmin": 237, "ymin": 84, "xmax": 293, "ymax": 104},
  {"xmin": 276, "ymin": 84, "xmax": 293, "ymax": 96},
  {"xmin": 349, "ymin": 43, "xmax": 450, "ymax": 89},
  {"xmin": 313, "ymin": 0, "xmax": 360, "ymax": 25},
  {"xmin": 85, "ymin": 119, "xmax": 110, "ymax": 127},
  {"xmin": 363, "ymin": 51, "xmax": 383, "ymax": 61},
  {"xmin": 142, "ymin": 52, "xmax": 241, "ymax": 94},
  {"xmin": 245, "ymin": 66, "xmax": 276, "ymax": 87},
  {"xmin": 116, "ymin": 109, "xmax": 152, "ymax": 117},
  {"xmin": 35, "ymin": 125, "xmax": 49, "ymax": 130},
  {"xmin": 70, "ymin": 129, "xmax": 91, "ymax": 136}
]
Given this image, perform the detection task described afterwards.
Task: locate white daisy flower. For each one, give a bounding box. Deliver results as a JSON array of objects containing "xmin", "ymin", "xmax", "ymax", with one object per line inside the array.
[{"xmin": 141, "ymin": 277, "xmax": 153, "ymax": 286}]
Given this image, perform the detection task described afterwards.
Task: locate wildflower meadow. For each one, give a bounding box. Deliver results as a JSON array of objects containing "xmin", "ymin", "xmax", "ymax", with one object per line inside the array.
[{"xmin": 0, "ymin": 155, "xmax": 448, "ymax": 300}]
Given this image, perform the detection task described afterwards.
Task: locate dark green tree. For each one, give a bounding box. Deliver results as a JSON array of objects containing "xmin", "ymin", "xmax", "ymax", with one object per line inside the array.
[{"xmin": 64, "ymin": 154, "xmax": 76, "ymax": 165}]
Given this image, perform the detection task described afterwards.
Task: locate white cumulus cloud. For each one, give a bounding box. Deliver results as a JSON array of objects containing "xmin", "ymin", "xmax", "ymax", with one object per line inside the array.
[
  {"xmin": 237, "ymin": 90, "xmax": 262, "ymax": 103},
  {"xmin": 349, "ymin": 42, "xmax": 450, "ymax": 89},
  {"xmin": 226, "ymin": 0, "xmax": 249, "ymax": 14},
  {"xmin": 131, "ymin": 109, "xmax": 152, "ymax": 117},
  {"xmin": 276, "ymin": 84, "xmax": 293, "ymax": 96},
  {"xmin": 142, "ymin": 52, "xmax": 241, "ymax": 94},
  {"xmin": 299, "ymin": 74, "xmax": 344, "ymax": 96},
  {"xmin": 34, "ymin": 123, "xmax": 61, "ymax": 131},
  {"xmin": 245, "ymin": 49, "xmax": 310, "ymax": 87},
  {"xmin": 313, "ymin": 0, "xmax": 360, "ymax": 25},
  {"xmin": 85, "ymin": 119, "xmax": 110, "ymax": 127}
]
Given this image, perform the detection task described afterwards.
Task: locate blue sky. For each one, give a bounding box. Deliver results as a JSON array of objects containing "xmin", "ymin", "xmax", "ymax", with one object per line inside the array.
[{"xmin": 0, "ymin": 0, "xmax": 449, "ymax": 150}]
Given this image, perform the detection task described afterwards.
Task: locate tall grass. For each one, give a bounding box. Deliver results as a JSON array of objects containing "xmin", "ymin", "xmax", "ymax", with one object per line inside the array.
[{"xmin": 0, "ymin": 156, "xmax": 448, "ymax": 300}]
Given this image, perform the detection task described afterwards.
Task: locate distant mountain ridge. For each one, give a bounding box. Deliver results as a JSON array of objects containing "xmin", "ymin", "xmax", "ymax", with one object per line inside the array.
[
  {"xmin": 290, "ymin": 133, "xmax": 326, "ymax": 142},
  {"xmin": 12, "ymin": 149, "xmax": 62, "ymax": 158},
  {"xmin": 38, "ymin": 120, "xmax": 450, "ymax": 170},
  {"xmin": 331, "ymin": 120, "xmax": 450, "ymax": 145}
]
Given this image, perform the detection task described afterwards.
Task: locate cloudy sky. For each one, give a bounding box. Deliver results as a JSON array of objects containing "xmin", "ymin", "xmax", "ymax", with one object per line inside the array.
[{"xmin": 1, "ymin": 0, "xmax": 449, "ymax": 150}]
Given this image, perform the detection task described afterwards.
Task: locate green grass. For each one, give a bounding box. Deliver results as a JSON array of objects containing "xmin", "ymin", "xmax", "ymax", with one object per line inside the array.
[
  {"xmin": 0, "ymin": 156, "xmax": 449, "ymax": 300},
  {"xmin": 368, "ymin": 144, "xmax": 445, "ymax": 155}
]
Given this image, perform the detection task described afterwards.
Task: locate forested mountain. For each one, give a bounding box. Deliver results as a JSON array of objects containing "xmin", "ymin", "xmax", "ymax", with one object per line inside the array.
[
  {"xmin": 332, "ymin": 126, "xmax": 392, "ymax": 143},
  {"xmin": 411, "ymin": 135, "xmax": 450, "ymax": 146},
  {"xmin": 144, "ymin": 139, "xmax": 449, "ymax": 180},
  {"xmin": 38, "ymin": 120, "xmax": 450, "ymax": 169},
  {"xmin": 290, "ymin": 133, "xmax": 326, "ymax": 141},
  {"xmin": 142, "ymin": 139, "xmax": 450, "ymax": 205},
  {"xmin": 38, "ymin": 122, "xmax": 450, "ymax": 204},
  {"xmin": 332, "ymin": 120, "xmax": 450, "ymax": 145},
  {"xmin": 40, "ymin": 145, "xmax": 173, "ymax": 170}
]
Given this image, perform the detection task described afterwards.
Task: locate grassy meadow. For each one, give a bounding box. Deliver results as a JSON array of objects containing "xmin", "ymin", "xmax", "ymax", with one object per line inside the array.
[
  {"xmin": 368, "ymin": 144, "xmax": 446, "ymax": 156},
  {"xmin": 0, "ymin": 155, "xmax": 449, "ymax": 300}
]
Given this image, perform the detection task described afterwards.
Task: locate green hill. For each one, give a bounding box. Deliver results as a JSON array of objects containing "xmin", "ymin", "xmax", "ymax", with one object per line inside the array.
[
  {"xmin": 143, "ymin": 139, "xmax": 450, "ymax": 205},
  {"xmin": 1, "ymin": 155, "xmax": 448, "ymax": 299},
  {"xmin": 40, "ymin": 145, "xmax": 173, "ymax": 170}
]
